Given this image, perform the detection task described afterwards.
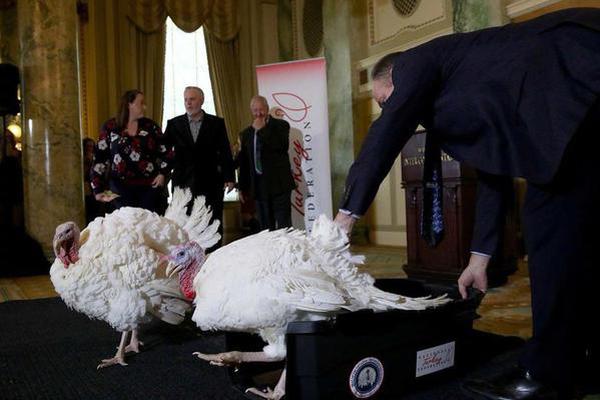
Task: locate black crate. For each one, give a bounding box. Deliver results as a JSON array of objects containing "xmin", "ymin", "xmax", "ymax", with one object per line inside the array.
[{"xmin": 227, "ymin": 279, "xmax": 483, "ymax": 400}]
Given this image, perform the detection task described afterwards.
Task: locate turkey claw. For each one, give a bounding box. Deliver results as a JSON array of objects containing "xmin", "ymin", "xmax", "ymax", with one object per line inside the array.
[
  {"xmin": 245, "ymin": 386, "xmax": 284, "ymax": 400},
  {"xmin": 97, "ymin": 356, "xmax": 128, "ymax": 369},
  {"xmin": 194, "ymin": 351, "xmax": 243, "ymax": 367},
  {"xmin": 125, "ymin": 340, "xmax": 144, "ymax": 353}
]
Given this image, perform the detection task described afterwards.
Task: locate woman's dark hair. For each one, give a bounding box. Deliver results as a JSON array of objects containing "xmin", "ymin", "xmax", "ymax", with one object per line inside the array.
[
  {"xmin": 82, "ymin": 137, "xmax": 95, "ymax": 148},
  {"xmin": 371, "ymin": 52, "xmax": 402, "ymax": 82},
  {"xmin": 116, "ymin": 89, "xmax": 143, "ymax": 129}
]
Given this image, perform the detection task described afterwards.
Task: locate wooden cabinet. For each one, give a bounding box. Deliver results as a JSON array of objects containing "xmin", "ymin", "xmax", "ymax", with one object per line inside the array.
[{"xmin": 401, "ymin": 131, "xmax": 517, "ymax": 286}]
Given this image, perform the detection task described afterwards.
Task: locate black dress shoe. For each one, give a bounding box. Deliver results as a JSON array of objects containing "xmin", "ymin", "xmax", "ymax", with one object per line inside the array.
[{"xmin": 462, "ymin": 367, "xmax": 559, "ymax": 400}]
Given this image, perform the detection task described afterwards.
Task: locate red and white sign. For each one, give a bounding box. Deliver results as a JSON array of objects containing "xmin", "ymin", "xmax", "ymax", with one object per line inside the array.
[
  {"xmin": 256, "ymin": 58, "xmax": 332, "ymax": 231},
  {"xmin": 415, "ymin": 341, "xmax": 455, "ymax": 377}
]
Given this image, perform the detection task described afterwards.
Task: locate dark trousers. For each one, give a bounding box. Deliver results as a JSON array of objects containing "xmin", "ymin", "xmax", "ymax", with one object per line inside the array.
[
  {"xmin": 109, "ymin": 180, "xmax": 159, "ymax": 212},
  {"xmin": 253, "ymin": 175, "xmax": 291, "ymax": 231},
  {"xmin": 204, "ymin": 191, "xmax": 224, "ymax": 251},
  {"xmin": 255, "ymin": 192, "xmax": 292, "ymax": 231},
  {"xmin": 178, "ymin": 185, "xmax": 225, "ymax": 252},
  {"xmin": 520, "ymin": 103, "xmax": 599, "ymax": 394}
]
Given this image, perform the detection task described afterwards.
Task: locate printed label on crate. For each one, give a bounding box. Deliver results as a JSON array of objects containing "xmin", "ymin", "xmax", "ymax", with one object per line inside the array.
[
  {"xmin": 348, "ymin": 357, "xmax": 384, "ymax": 398},
  {"xmin": 415, "ymin": 341, "xmax": 455, "ymax": 377}
]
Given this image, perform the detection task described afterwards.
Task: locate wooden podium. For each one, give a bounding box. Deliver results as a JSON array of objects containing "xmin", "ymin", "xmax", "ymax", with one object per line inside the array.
[{"xmin": 401, "ymin": 131, "xmax": 517, "ymax": 286}]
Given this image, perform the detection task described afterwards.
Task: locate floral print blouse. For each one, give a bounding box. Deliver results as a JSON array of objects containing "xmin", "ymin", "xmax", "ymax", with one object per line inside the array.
[{"xmin": 90, "ymin": 117, "xmax": 174, "ymax": 195}]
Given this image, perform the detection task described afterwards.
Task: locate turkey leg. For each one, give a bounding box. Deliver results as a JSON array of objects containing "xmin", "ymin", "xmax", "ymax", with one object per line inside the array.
[
  {"xmin": 125, "ymin": 329, "xmax": 144, "ymax": 353},
  {"xmin": 194, "ymin": 351, "xmax": 286, "ymax": 399},
  {"xmin": 97, "ymin": 331, "xmax": 130, "ymax": 369}
]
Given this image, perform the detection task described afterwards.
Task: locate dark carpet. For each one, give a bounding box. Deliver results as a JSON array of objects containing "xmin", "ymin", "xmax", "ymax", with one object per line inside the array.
[{"xmin": 0, "ymin": 298, "xmax": 525, "ymax": 400}]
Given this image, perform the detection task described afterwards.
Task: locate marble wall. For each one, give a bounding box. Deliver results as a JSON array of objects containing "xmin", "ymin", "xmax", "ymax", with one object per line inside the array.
[
  {"xmin": 323, "ymin": 0, "xmax": 358, "ymax": 236},
  {"xmin": 0, "ymin": 2, "xmax": 19, "ymax": 65},
  {"xmin": 453, "ymin": 0, "xmax": 507, "ymax": 32},
  {"xmin": 18, "ymin": 0, "xmax": 85, "ymax": 260}
]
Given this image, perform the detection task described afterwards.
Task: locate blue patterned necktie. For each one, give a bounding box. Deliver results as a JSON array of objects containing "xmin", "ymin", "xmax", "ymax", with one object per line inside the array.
[{"xmin": 421, "ymin": 132, "xmax": 444, "ymax": 247}]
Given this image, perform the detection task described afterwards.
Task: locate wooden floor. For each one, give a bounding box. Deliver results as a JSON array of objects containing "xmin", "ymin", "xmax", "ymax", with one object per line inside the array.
[{"xmin": 0, "ymin": 245, "xmax": 533, "ymax": 339}]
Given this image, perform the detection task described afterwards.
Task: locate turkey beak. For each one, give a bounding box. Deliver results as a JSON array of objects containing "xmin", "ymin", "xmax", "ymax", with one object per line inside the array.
[{"xmin": 166, "ymin": 261, "xmax": 182, "ymax": 278}]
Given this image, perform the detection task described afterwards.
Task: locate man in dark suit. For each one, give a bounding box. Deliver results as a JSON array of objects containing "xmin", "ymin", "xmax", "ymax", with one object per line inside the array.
[
  {"xmin": 165, "ymin": 86, "xmax": 235, "ymax": 248},
  {"xmin": 335, "ymin": 8, "xmax": 600, "ymax": 399},
  {"xmin": 238, "ymin": 95, "xmax": 295, "ymax": 230}
]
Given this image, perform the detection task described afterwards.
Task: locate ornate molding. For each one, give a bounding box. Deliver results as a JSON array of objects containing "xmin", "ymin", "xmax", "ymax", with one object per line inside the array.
[
  {"xmin": 368, "ymin": 0, "xmax": 449, "ymax": 46},
  {"xmin": 356, "ymin": 26, "xmax": 453, "ymax": 95},
  {"xmin": 506, "ymin": 0, "xmax": 561, "ymax": 18}
]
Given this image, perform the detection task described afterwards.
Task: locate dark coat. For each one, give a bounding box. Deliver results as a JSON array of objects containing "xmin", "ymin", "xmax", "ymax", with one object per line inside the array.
[
  {"xmin": 238, "ymin": 117, "xmax": 295, "ymax": 199},
  {"xmin": 341, "ymin": 8, "xmax": 600, "ymax": 253},
  {"xmin": 165, "ymin": 113, "xmax": 235, "ymax": 201}
]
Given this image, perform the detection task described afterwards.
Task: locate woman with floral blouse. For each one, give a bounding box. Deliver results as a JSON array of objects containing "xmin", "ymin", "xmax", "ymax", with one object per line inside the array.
[{"xmin": 90, "ymin": 89, "xmax": 173, "ymax": 213}]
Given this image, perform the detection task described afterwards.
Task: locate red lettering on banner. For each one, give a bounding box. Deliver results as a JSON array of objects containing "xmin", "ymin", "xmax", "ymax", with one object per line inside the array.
[
  {"xmin": 271, "ymin": 92, "xmax": 312, "ymax": 122},
  {"xmin": 291, "ymin": 138, "xmax": 312, "ymax": 216}
]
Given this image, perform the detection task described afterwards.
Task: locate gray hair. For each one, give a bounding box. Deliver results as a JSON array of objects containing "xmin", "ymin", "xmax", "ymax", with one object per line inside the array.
[
  {"xmin": 250, "ymin": 95, "xmax": 269, "ymax": 109},
  {"xmin": 184, "ymin": 86, "xmax": 204, "ymax": 98}
]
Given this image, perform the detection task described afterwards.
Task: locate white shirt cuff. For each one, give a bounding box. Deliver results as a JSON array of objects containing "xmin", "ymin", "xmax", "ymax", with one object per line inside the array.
[{"xmin": 339, "ymin": 209, "xmax": 362, "ymax": 220}]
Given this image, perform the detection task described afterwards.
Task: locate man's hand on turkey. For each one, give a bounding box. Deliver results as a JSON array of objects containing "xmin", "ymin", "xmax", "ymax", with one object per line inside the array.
[{"xmin": 183, "ymin": 215, "xmax": 449, "ymax": 399}]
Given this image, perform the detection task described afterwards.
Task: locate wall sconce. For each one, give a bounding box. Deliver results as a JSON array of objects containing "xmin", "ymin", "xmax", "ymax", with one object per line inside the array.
[
  {"xmin": 5, "ymin": 113, "xmax": 22, "ymax": 152},
  {"xmin": 7, "ymin": 123, "xmax": 21, "ymax": 139}
]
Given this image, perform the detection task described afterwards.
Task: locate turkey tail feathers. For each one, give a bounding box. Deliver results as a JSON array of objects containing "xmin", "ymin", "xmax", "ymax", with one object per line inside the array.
[
  {"xmin": 164, "ymin": 187, "xmax": 193, "ymax": 226},
  {"xmin": 309, "ymin": 215, "xmax": 450, "ymax": 311},
  {"xmin": 165, "ymin": 187, "xmax": 221, "ymax": 249}
]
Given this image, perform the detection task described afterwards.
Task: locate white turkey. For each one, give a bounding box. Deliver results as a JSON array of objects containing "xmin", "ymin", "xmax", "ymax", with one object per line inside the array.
[
  {"xmin": 50, "ymin": 188, "xmax": 219, "ymax": 369},
  {"xmin": 164, "ymin": 215, "xmax": 450, "ymax": 399}
]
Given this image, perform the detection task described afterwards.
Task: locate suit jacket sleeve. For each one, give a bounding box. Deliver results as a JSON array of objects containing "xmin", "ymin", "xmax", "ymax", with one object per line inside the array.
[
  {"xmin": 216, "ymin": 118, "xmax": 235, "ymax": 182},
  {"xmin": 271, "ymin": 119, "xmax": 290, "ymax": 152},
  {"xmin": 470, "ymin": 171, "xmax": 514, "ymax": 256},
  {"xmin": 238, "ymin": 129, "xmax": 250, "ymax": 192},
  {"xmin": 340, "ymin": 49, "xmax": 440, "ymax": 215}
]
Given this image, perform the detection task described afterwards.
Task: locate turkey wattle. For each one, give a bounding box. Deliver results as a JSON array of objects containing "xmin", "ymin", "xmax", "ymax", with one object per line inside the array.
[
  {"xmin": 50, "ymin": 188, "xmax": 219, "ymax": 369},
  {"xmin": 164, "ymin": 215, "xmax": 450, "ymax": 400}
]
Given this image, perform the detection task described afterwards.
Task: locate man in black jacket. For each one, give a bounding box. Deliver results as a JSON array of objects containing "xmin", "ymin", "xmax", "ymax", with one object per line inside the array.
[
  {"xmin": 165, "ymin": 86, "xmax": 235, "ymax": 248},
  {"xmin": 335, "ymin": 8, "xmax": 600, "ymax": 399},
  {"xmin": 238, "ymin": 96, "xmax": 295, "ymax": 230}
]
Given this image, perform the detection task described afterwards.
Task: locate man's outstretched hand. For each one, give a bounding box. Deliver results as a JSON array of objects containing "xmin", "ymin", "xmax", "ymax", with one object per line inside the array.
[
  {"xmin": 334, "ymin": 212, "xmax": 356, "ymax": 237},
  {"xmin": 458, "ymin": 253, "xmax": 490, "ymax": 299}
]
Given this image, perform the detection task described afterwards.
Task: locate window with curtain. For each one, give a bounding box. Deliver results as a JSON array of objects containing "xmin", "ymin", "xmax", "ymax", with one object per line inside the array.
[{"xmin": 162, "ymin": 17, "xmax": 215, "ymax": 127}]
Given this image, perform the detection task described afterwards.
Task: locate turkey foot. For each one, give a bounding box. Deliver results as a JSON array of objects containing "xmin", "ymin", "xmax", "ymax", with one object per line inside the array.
[
  {"xmin": 193, "ymin": 350, "xmax": 243, "ymax": 367},
  {"xmin": 97, "ymin": 331, "xmax": 130, "ymax": 369},
  {"xmin": 245, "ymin": 368, "xmax": 286, "ymax": 400},
  {"xmin": 124, "ymin": 329, "xmax": 143, "ymax": 353},
  {"xmin": 195, "ymin": 351, "xmax": 286, "ymax": 399}
]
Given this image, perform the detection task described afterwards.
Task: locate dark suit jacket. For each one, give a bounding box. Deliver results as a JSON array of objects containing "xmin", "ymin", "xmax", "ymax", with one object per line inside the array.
[
  {"xmin": 341, "ymin": 8, "xmax": 600, "ymax": 254},
  {"xmin": 238, "ymin": 117, "xmax": 295, "ymax": 199},
  {"xmin": 165, "ymin": 112, "xmax": 235, "ymax": 202}
]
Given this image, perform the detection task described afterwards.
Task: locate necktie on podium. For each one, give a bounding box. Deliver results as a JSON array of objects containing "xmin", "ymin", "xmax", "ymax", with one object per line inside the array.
[{"xmin": 421, "ymin": 132, "xmax": 444, "ymax": 247}]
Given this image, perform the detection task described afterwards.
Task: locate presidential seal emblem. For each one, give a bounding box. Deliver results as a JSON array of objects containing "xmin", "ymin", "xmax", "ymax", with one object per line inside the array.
[{"xmin": 348, "ymin": 357, "xmax": 384, "ymax": 398}]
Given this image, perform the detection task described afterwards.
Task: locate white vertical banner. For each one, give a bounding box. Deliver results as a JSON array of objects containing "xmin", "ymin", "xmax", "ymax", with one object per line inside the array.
[{"xmin": 256, "ymin": 58, "xmax": 332, "ymax": 231}]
